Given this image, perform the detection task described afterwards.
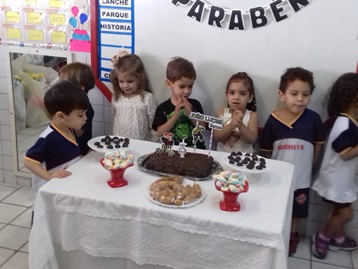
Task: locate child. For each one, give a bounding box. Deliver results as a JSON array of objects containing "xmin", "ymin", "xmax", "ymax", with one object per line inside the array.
[
  {"xmin": 259, "ymin": 67, "xmax": 326, "ymax": 256},
  {"xmin": 311, "ymin": 73, "xmax": 358, "ymax": 259},
  {"xmin": 152, "ymin": 56, "xmax": 206, "ymax": 149},
  {"xmin": 59, "ymin": 62, "xmax": 95, "ymax": 156},
  {"xmin": 24, "ymin": 81, "xmax": 89, "ymax": 212},
  {"xmin": 110, "ymin": 50, "xmax": 157, "ymax": 141},
  {"xmin": 214, "ymin": 72, "xmax": 258, "ymax": 153}
]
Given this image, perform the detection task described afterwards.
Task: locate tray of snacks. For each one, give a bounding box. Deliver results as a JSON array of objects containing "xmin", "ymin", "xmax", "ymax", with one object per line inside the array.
[
  {"xmin": 88, "ymin": 135, "xmax": 131, "ymax": 153},
  {"xmin": 222, "ymin": 151, "xmax": 271, "ymax": 174},
  {"xmin": 147, "ymin": 176, "xmax": 205, "ymax": 208},
  {"xmin": 137, "ymin": 151, "xmax": 223, "ymax": 181}
]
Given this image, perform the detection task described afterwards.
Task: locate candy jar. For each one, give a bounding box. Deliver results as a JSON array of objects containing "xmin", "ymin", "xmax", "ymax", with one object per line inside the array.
[
  {"xmin": 213, "ymin": 171, "xmax": 249, "ymax": 212},
  {"xmin": 100, "ymin": 150, "xmax": 134, "ymax": 188}
]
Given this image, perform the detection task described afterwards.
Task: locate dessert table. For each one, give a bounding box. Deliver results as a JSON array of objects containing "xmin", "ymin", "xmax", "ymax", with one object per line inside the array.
[{"xmin": 29, "ymin": 139, "xmax": 294, "ymax": 269}]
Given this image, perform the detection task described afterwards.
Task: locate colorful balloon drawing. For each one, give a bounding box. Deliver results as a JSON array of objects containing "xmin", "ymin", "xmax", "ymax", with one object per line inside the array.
[
  {"xmin": 69, "ymin": 17, "xmax": 77, "ymax": 28},
  {"xmin": 79, "ymin": 13, "xmax": 88, "ymax": 24},
  {"xmin": 71, "ymin": 6, "xmax": 79, "ymax": 17}
]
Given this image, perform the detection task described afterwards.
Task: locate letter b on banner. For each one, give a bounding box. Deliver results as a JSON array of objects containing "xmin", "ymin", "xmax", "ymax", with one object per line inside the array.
[{"xmin": 250, "ymin": 7, "xmax": 268, "ymax": 28}]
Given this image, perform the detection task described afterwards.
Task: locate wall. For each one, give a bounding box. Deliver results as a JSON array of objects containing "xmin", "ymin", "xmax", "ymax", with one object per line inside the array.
[{"xmin": 0, "ymin": 0, "xmax": 357, "ymax": 238}]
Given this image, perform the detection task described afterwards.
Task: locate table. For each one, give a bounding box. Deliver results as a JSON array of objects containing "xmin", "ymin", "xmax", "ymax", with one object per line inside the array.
[{"xmin": 29, "ymin": 139, "xmax": 294, "ymax": 269}]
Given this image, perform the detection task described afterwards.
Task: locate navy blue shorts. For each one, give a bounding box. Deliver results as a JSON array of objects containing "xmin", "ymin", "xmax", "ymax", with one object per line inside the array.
[
  {"xmin": 292, "ymin": 188, "xmax": 310, "ymax": 218},
  {"xmin": 323, "ymin": 198, "xmax": 351, "ymax": 209}
]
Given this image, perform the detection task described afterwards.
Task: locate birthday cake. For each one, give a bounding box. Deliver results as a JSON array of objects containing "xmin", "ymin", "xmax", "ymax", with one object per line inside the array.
[{"xmin": 143, "ymin": 151, "xmax": 214, "ymax": 178}]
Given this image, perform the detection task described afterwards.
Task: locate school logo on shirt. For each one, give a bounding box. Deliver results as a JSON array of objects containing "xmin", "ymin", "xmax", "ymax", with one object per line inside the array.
[{"xmin": 295, "ymin": 193, "xmax": 307, "ymax": 205}]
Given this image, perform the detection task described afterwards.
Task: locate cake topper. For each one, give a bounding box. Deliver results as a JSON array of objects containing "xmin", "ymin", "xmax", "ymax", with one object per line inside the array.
[
  {"xmin": 191, "ymin": 124, "xmax": 205, "ymax": 152},
  {"xmin": 156, "ymin": 132, "xmax": 175, "ymax": 156},
  {"xmin": 189, "ymin": 112, "xmax": 224, "ymax": 156},
  {"xmin": 178, "ymin": 137, "xmax": 187, "ymax": 158}
]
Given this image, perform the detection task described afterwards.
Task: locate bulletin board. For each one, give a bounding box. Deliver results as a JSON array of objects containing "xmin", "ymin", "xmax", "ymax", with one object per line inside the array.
[{"xmin": 0, "ymin": 0, "xmax": 91, "ymax": 52}]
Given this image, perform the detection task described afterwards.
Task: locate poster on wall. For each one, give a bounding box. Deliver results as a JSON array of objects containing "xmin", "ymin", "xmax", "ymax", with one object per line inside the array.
[
  {"xmin": 0, "ymin": 0, "xmax": 91, "ymax": 52},
  {"xmin": 96, "ymin": 0, "xmax": 134, "ymax": 83},
  {"xmin": 90, "ymin": 0, "xmax": 135, "ymax": 100}
]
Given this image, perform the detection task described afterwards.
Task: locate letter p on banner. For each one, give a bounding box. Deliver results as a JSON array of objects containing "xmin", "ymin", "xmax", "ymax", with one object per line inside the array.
[{"xmin": 172, "ymin": 0, "xmax": 191, "ymax": 6}]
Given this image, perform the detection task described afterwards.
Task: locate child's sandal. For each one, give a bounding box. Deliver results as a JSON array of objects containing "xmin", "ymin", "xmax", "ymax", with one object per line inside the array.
[
  {"xmin": 311, "ymin": 232, "xmax": 330, "ymax": 259},
  {"xmin": 329, "ymin": 236, "xmax": 357, "ymax": 251}
]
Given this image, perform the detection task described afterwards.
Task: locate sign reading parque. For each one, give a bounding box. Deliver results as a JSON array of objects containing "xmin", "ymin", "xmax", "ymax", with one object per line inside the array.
[{"xmin": 172, "ymin": 0, "xmax": 311, "ymax": 30}]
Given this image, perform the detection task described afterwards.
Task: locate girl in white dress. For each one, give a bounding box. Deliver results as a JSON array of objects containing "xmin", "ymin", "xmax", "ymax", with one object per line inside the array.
[
  {"xmin": 214, "ymin": 72, "xmax": 258, "ymax": 153},
  {"xmin": 110, "ymin": 51, "xmax": 157, "ymax": 141},
  {"xmin": 311, "ymin": 73, "xmax": 358, "ymax": 259}
]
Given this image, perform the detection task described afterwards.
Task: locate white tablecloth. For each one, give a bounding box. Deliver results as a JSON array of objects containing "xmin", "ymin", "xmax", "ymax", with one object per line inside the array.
[{"xmin": 29, "ymin": 139, "xmax": 294, "ymax": 269}]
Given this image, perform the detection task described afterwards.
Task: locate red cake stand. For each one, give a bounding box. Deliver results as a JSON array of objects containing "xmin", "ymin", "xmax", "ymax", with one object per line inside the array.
[
  {"xmin": 100, "ymin": 158, "xmax": 134, "ymax": 188},
  {"xmin": 215, "ymin": 183, "xmax": 249, "ymax": 212}
]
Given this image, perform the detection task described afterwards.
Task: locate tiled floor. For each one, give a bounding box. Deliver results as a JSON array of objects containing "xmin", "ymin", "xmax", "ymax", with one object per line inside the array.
[{"xmin": 0, "ymin": 183, "xmax": 357, "ymax": 269}]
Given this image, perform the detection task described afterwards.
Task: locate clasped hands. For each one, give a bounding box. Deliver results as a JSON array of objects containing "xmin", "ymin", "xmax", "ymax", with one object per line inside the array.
[{"xmin": 230, "ymin": 110, "xmax": 244, "ymax": 129}]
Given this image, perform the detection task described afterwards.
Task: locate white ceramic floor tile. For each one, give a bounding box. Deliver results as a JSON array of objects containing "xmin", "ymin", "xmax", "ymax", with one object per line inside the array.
[
  {"xmin": 311, "ymin": 249, "xmax": 352, "ymax": 268},
  {"xmin": 352, "ymin": 248, "xmax": 358, "ymax": 269},
  {"xmin": 0, "ymin": 248, "xmax": 15, "ymax": 267},
  {"xmin": 19, "ymin": 242, "xmax": 28, "ymax": 253},
  {"xmin": 0, "ymin": 185, "xmax": 17, "ymax": 201},
  {"xmin": 0, "ymin": 251, "xmax": 28, "ymax": 269},
  {"xmin": 2, "ymin": 188, "xmax": 32, "ymax": 207},
  {"xmin": 293, "ymin": 236, "xmax": 311, "ymax": 260},
  {"xmin": 312, "ymin": 260, "xmax": 351, "ymax": 269},
  {"xmin": 0, "ymin": 204, "xmax": 27, "ymax": 224},
  {"xmin": 0, "ymin": 225, "xmax": 30, "ymax": 250},
  {"xmin": 288, "ymin": 257, "xmax": 310, "ymax": 269},
  {"xmin": 10, "ymin": 208, "xmax": 32, "ymax": 228}
]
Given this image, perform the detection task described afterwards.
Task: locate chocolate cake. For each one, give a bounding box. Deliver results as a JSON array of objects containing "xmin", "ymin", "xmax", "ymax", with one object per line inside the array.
[{"xmin": 143, "ymin": 151, "xmax": 214, "ymax": 178}]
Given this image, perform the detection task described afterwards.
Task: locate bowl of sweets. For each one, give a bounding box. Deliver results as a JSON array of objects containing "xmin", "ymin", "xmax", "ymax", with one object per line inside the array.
[
  {"xmin": 100, "ymin": 149, "xmax": 134, "ymax": 188},
  {"xmin": 213, "ymin": 171, "xmax": 249, "ymax": 212}
]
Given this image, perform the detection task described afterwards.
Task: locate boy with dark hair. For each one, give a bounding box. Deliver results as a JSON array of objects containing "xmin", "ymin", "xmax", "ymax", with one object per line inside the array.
[
  {"xmin": 25, "ymin": 81, "xmax": 89, "ymax": 210},
  {"xmin": 152, "ymin": 56, "xmax": 206, "ymax": 148},
  {"xmin": 259, "ymin": 67, "xmax": 326, "ymax": 255}
]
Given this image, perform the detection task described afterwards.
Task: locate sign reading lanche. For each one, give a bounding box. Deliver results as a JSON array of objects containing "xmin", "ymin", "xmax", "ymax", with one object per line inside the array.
[{"xmin": 172, "ymin": 0, "xmax": 311, "ymax": 30}]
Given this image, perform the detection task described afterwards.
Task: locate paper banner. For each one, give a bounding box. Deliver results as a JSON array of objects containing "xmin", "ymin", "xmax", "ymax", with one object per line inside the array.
[
  {"xmin": 5, "ymin": 11, "xmax": 21, "ymax": 23},
  {"xmin": 49, "ymin": 13, "xmax": 66, "ymax": 25},
  {"xmin": 27, "ymin": 29, "xmax": 44, "ymax": 41},
  {"xmin": 6, "ymin": 27, "xmax": 22, "ymax": 39},
  {"xmin": 50, "ymin": 30, "xmax": 66, "ymax": 43},
  {"xmin": 26, "ymin": 12, "xmax": 43, "ymax": 24}
]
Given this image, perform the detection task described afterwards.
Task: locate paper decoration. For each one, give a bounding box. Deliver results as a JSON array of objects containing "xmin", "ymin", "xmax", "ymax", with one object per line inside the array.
[
  {"xmin": 0, "ymin": 0, "xmax": 90, "ymax": 50},
  {"xmin": 178, "ymin": 138, "xmax": 187, "ymax": 158},
  {"xmin": 155, "ymin": 132, "xmax": 175, "ymax": 157},
  {"xmin": 69, "ymin": 5, "xmax": 91, "ymax": 52},
  {"xmin": 189, "ymin": 112, "xmax": 223, "ymax": 156},
  {"xmin": 171, "ymin": 0, "xmax": 311, "ymax": 30}
]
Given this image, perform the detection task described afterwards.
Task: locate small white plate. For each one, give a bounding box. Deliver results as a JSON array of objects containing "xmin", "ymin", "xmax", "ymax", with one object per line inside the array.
[
  {"xmin": 147, "ymin": 180, "xmax": 206, "ymax": 209},
  {"xmin": 222, "ymin": 153, "xmax": 271, "ymax": 174},
  {"xmin": 87, "ymin": 135, "xmax": 131, "ymax": 153}
]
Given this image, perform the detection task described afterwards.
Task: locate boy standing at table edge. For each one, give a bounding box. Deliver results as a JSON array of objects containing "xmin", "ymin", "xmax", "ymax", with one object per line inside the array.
[
  {"xmin": 24, "ymin": 81, "xmax": 90, "ymax": 224},
  {"xmin": 259, "ymin": 67, "xmax": 326, "ymax": 256},
  {"xmin": 152, "ymin": 56, "xmax": 206, "ymax": 148}
]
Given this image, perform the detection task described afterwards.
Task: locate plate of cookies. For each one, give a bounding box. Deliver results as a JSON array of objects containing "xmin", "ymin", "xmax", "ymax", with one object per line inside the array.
[
  {"xmin": 147, "ymin": 176, "xmax": 205, "ymax": 208},
  {"xmin": 88, "ymin": 135, "xmax": 131, "ymax": 153},
  {"xmin": 222, "ymin": 151, "xmax": 271, "ymax": 174}
]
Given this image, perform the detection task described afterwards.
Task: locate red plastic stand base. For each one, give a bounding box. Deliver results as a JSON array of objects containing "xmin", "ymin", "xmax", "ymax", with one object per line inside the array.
[
  {"xmin": 107, "ymin": 178, "xmax": 128, "ymax": 188},
  {"xmin": 219, "ymin": 192, "xmax": 241, "ymax": 211}
]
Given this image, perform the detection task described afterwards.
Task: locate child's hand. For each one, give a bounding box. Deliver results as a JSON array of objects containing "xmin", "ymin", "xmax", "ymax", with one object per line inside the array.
[
  {"xmin": 182, "ymin": 96, "xmax": 193, "ymax": 115},
  {"xmin": 231, "ymin": 110, "xmax": 243, "ymax": 128},
  {"xmin": 50, "ymin": 170, "xmax": 72, "ymax": 179}
]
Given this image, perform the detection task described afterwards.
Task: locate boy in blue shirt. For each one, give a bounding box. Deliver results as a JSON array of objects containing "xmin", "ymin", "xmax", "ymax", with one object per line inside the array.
[
  {"xmin": 25, "ymin": 81, "xmax": 89, "ymax": 216},
  {"xmin": 260, "ymin": 67, "xmax": 326, "ymax": 255}
]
